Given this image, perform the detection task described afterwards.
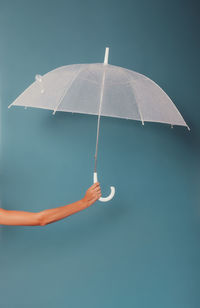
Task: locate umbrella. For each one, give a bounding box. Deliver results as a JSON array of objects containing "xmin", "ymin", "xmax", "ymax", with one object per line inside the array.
[{"xmin": 8, "ymin": 47, "xmax": 189, "ymax": 202}]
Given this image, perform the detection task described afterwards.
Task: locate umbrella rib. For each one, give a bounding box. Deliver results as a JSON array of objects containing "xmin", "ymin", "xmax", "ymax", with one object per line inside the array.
[
  {"xmin": 52, "ymin": 66, "xmax": 84, "ymax": 115},
  {"xmin": 129, "ymin": 81, "xmax": 144, "ymax": 125},
  {"xmin": 118, "ymin": 66, "xmax": 144, "ymax": 125}
]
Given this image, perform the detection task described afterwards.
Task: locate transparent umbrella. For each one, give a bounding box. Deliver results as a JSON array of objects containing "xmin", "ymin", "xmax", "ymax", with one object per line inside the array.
[{"xmin": 8, "ymin": 47, "xmax": 189, "ymax": 202}]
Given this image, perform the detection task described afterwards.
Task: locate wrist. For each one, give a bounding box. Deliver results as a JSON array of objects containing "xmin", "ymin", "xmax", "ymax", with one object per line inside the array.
[{"xmin": 81, "ymin": 198, "xmax": 89, "ymax": 209}]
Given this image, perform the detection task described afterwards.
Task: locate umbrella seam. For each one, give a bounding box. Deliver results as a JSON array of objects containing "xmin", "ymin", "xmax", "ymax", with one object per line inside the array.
[
  {"xmin": 52, "ymin": 66, "xmax": 86, "ymax": 115},
  {"xmin": 117, "ymin": 66, "xmax": 144, "ymax": 125}
]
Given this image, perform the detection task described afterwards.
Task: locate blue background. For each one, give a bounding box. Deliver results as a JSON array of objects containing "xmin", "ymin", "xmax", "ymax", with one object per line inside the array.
[{"xmin": 0, "ymin": 0, "xmax": 200, "ymax": 307}]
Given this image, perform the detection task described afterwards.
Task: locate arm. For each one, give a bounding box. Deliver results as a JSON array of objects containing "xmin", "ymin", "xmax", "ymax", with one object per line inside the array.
[{"xmin": 0, "ymin": 183, "xmax": 101, "ymax": 226}]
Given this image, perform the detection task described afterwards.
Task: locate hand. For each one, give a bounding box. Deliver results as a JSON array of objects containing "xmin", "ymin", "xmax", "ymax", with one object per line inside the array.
[{"xmin": 82, "ymin": 182, "xmax": 101, "ymax": 207}]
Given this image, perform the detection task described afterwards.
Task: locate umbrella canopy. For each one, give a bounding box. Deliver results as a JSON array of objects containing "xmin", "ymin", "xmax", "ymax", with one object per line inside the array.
[
  {"xmin": 8, "ymin": 48, "xmax": 189, "ymax": 202},
  {"xmin": 9, "ymin": 57, "xmax": 188, "ymax": 128}
]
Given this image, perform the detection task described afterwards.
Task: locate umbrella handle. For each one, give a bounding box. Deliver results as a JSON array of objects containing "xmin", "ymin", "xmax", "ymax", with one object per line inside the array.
[{"xmin": 93, "ymin": 172, "xmax": 115, "ymax": 202}]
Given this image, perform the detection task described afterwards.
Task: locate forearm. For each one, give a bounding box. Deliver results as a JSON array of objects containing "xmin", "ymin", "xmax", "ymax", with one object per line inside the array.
[
  {"xmin": 0, "ymin": 182, "xmax": 101, "ymax": 226},
  {"xmin": 39, "ymin": 182, "xmax": 101, "ymax": 226},
  {"xmin": 0, "ymin": 199, "xmax": 88, "ymax": 226},
  {"xmin": 38, "ymin": 199, "xmax": 88, "ymax": 226}
]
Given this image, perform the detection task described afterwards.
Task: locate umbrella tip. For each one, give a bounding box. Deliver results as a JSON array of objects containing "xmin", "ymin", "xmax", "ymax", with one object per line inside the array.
[{"xmin": 104, "ymin": 47, "xmax": 109, "ymax": 65}]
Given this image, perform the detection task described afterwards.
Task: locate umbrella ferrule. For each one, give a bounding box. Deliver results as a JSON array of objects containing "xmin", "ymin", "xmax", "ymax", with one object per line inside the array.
[{"xmin": 104, "ymin": 47, "xmax": 109, "ymax": 65}]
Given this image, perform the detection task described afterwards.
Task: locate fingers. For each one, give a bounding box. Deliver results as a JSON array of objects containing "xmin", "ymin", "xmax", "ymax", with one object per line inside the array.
[
  {"xmin": 89, "ymin": 182, "xmax": 100, "ymax": 192},
  {"xmin": 84, "ymin": 182, "xmax": 102, "ymax": 206},
  {"xmin": 89, "ymin": 187, "xmax": 102, "ymax": 201},
  {"xmin": 92, "ymin": 183, "xmax": 101, "ymax": 198},
  {"xmin": 91, "ymin": 188, "xmax": 101, "ymax": 198},
  {"xmin": 91, "ymin": 182, "xmax": 100, "ymax": 189}
]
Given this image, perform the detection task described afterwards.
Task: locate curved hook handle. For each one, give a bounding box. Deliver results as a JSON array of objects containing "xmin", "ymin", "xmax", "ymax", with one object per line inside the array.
[{"xmin": 93, "ymin": 172, "xmax": 115, "ymax": 202}]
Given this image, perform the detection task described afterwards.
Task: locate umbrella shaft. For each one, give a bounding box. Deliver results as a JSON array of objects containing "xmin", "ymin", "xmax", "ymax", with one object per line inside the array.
[
  {"xmin": 94, "ymin": 69, "xmax": 106, "ymax": 172},
  {"xmin": 94, "ymin": 114, "xmax": 101, "ymax": 172}
]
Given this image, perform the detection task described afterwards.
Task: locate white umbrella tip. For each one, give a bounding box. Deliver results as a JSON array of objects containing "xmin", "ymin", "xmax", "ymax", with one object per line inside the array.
[{"xmin": 104, "ymin": 47, "xmax": 109, "ymax": 65}]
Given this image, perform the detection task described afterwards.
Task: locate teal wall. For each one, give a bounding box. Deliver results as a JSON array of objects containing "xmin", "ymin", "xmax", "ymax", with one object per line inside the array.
[{"xmin": 0, "ymin": 0, "xmax": 200, "ymax": 307}]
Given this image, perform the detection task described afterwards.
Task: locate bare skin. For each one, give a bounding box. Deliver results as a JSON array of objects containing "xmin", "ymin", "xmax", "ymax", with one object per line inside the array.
[{"xmin": 0, "ymin": 182, "xmax": 101, "ymax": 226}]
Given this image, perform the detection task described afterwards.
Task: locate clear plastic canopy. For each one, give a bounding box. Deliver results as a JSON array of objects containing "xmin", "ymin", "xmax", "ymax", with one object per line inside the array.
[{"xmin": 9, "ymin": 63, "xmax": 189, "ymax": 129}]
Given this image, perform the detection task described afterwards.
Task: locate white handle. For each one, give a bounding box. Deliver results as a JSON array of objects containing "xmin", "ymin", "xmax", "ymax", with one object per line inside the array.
[{"xmin": 93, "ymin": 172, "xmax": 115, "ymax": 202}]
